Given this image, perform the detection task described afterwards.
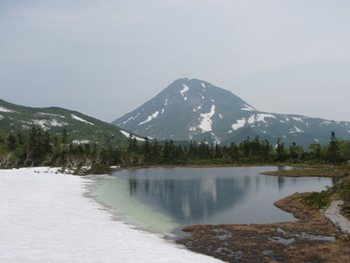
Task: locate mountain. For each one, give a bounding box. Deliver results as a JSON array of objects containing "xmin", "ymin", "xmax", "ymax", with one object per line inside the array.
[
  {"xmin": 0, "ymin": 99, "xmax": 131, "ymax": 148},
  {"xmin": 112, "ymin": 78, "xmax": 350, "ymax": 147}
]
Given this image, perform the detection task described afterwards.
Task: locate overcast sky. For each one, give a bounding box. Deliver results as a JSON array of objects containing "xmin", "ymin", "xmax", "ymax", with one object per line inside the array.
[{"xmin": 1, "ymin": 1, "xmax": 350, "ymax": 122}]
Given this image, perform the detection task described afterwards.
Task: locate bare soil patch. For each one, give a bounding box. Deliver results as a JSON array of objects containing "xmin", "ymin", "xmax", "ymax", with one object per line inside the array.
[{"xmin": 177, "ymin": 193, "xmax": 350, "ymax": 263}]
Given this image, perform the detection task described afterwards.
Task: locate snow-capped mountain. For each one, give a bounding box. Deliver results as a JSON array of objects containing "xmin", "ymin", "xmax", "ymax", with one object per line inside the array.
[
  {"xmin": 113, "ymin": 78, "xmax": 350, "ymax": 147},
  {"xmin": 0, "ymin": 99, "xmax": 130, "ymax": 148}
]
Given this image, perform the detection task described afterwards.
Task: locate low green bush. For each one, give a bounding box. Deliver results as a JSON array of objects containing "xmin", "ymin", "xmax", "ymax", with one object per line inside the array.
[{"xmin": 302, "ymin": 190, "xmax": 332, "ymax": 209}]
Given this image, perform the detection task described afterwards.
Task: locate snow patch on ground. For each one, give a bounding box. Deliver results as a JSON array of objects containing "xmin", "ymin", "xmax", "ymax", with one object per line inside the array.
[
  {"xmin": 0, "ymin": 114, "xmax": 3, "ymax": 121},
  {"xmin": 120, "ymin": 130, "xmax": 146, "ymax": 141},
  {"xmin": 164, "ymin": 98, "xmax": 168, "ymax": 106},
  {"xmin": 321, "ymin": 121, "xmax": 332, "ymax": 126},
  {"xmin": 0, "ymin": 106, "xmax": 14, "ymax": 113},
  {"xmin": 161, "ymin": 108, "xmax": 165, "ymax": 114},
  {"xmin": 72, "ymin": 139, "xmax": 90, "ymax": 144},
  {"xmin": 315, "ymin": 138, "xmax": 320, "ymax": 142},
  {"xmin": 229, "ymin": 118, "xmax": 246, "ymax": 132},
  {"xmin": 201, "ymin": 83, "xmax": 206, "ymax": 88},
  {"xmin": 138, "ymin": 111, "xmax": 159, "ymax": 126},
  {"xmin": 32, "ymin": 119, "xmax": 68, "ymax": 131},
  {"xmin": 180, "ymin": 84, "xmax": 190, "ymax": 101},
  {"xmin": 71, "ymin": 114, "xmax": 94, "ymax": 125},
  {"xmin": 198, "ymin": 105, "xmax": 216, "ymax": 133},
  {"xmin": 219, "ymin": 113, "xmax": 223, "ymax": 119},
  {"xmin": 119, "ymin": 113, "xmax": 140, "ymax": 125},
  {"xmin": 241, "ymin": 104, "xmax": 255, "ymax": 111},
  {"xmin": 0, "ymin": 168, "xmax": 221, "ymax": 263},
  {"xmin": 199, "ymin": 93, "xmax": 205, "ymax": 99}
]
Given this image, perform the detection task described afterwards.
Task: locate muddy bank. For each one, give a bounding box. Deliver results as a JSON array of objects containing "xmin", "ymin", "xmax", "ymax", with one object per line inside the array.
[{"xmin": 177, "ymin": 193, "xmax": 350, "ymax": 263}]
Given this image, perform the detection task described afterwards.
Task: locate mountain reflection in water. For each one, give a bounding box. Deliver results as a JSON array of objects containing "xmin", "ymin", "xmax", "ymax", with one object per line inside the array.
[
  {"xmin": 127, "ymin": 176, "xmax": 243, "ymax": 222},
  {"xmin": 96, "ymin": 167, "xmax": 336, "ymax": 236}
]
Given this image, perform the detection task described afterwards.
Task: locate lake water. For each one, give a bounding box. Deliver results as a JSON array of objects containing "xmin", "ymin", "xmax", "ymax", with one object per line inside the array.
[{"xmin": 94, "ymin": 167, "xmax": 337, "ymax": 237}]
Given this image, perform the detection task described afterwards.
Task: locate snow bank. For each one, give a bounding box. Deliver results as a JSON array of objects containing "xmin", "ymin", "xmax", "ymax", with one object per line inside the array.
[{"xmin": 0, "ymin": 167, "xmax": 221, "ymax": 263}]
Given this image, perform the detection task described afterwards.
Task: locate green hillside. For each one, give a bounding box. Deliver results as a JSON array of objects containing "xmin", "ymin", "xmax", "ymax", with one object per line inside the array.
[{"xmin": 0, "ymin": 99, "xmax": 129, "ymax": 149}]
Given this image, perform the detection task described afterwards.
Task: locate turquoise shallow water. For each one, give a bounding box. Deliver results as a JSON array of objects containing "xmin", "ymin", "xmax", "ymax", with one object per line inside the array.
[{"xmin": 94, "ymin": 166, "xmax": 337, "ymax": 237}]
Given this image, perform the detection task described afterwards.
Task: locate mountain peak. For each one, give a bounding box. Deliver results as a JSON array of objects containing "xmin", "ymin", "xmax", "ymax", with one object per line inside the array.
[{"xmin": 112, "ymin": 79, "xmax": 350, "ymax": 147}]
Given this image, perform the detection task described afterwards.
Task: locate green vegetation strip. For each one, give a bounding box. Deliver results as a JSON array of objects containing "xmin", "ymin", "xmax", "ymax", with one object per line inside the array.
[{"xmin": 261, "ymin": 166, "xmax": 350, "ymax": 178}]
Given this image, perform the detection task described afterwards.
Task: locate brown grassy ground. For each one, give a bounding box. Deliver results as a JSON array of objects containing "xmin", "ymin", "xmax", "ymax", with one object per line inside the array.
[
  {"xmin": 261, "ymin": 166, "xmax": 350, "ymax": 179},
  {"xmin": 177, "ymin": 193, "xmax": 350, "ymax": 263}
]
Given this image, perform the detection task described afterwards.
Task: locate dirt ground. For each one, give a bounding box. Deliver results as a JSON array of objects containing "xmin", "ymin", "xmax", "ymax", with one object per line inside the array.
[{"xmin": 177, "ymin": 193, "xmax": 350, "ymax": 263}]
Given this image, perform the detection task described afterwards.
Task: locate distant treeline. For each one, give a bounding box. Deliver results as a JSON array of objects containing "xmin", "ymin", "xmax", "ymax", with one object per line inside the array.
[{"xmin": 0, "ymin": 128, "xmax": 349, "ymax": 170}]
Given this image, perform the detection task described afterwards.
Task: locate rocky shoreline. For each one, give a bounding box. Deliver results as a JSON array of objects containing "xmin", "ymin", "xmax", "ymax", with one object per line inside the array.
[{"xmin": 177, "ymin": 193, "xmax": 350, "ymax": 263}]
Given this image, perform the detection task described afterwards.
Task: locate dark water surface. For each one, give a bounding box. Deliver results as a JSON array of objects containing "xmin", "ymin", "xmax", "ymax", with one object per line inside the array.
[{"xmin": 94, "ymin": 167, "xmax": 337, "ymax": 237}]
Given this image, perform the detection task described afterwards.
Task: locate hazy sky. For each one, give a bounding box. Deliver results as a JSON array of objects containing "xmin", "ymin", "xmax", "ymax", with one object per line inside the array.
[{"xmin": 1, "ymin": 1, "xmax": 350, "ymax": 122}]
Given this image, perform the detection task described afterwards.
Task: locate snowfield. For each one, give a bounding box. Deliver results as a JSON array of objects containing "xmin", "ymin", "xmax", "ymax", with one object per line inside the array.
[{"xmin": 0, "ymin": 168, "xmax": 221, "ymax": 263}]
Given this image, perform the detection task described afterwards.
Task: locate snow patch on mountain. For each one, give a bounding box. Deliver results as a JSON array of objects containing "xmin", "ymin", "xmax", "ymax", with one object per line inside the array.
[
  {"xmin": 119, "ymin": 113, "xmax": 140, "ymax": 126},
  {"xmin": 71, "ymin": 114, "xmax": 94, "ymax": 125},
  {"xmin": 292, "ymin": 117, "xmax": 304, "ymax": 123},
  {"xmin": 32, "ymin": 119, "xmax": 68, "ymax": 131},
  {"xmin": 73, "ymin": 139, "xmax": 90, "ymax": 144},
  {"xmin": 120, "ymin": 130, "xmax": 146, "ymax": 141},
  {"xmin": 38, "ymin": 112, "xmax": 65, "ymax": 118},
  {"xmin": 180, "ymin": 84, "xmax": 189, "ymax": 101},
  {"xmin": 164, "ymin": 99, "xmax": 168, "ymax": 106},
  {"xmin": 199, "ymin": 93, "xmax": 205, "ymax": 99},
  {"xmin": 0, "ymin": 114, "xmax": 3, "ymax": 121},
  {"xmin": 321, "ymin": 121, "xmax": 332, "ymax": 126},
  {"xmin": 256, "ymin": 113, "xmax": 276, "ymax": 122},
  {"xmin": 161, "ymin": 109, "xmax": 165, "ymax": 114},
  {"xmin": 229, "ymin": 118, "xmax": 246, "ymax": 132},
  {"xmin": 290, "ymin": 126, "xmax": 304, "ymax": 134},
  {"xmin": 193, "ymin": 105, "xmax": 202, "ymax": 112},
  {"xmin": 210, "ymin": 132, "xmax": 221, "ymax": 145},
  {"xmin": 198, "ymin": 105, "xmax": 216, "ymax": 133},
  {"xmin": 247, "ymin": 114, "xmax": 276, "ymax": 125},
  {"xmin": 201, "ymin": 83, "xmax": 206, "ymax": 88},
  {"xmin": 241, "ymin": 104, "xmax": 255, "ymax": 111},
  {"xmin": 189, "ymin": 126, "xmax": 197, "ymax": 132},
  {"xmin": 120, "ymin": 130, "xmax": 131, "ymax": 138},
  {"xmin": 138, "ymin": 111, "xmax": 159, "ymax": 126},
  {"xmin": 219, "ymin": 114, "xmax": 223, "ymax": 119},
  {"xmin": 0, "ymin": 106, "xmax": 14, "ymax": 113}
]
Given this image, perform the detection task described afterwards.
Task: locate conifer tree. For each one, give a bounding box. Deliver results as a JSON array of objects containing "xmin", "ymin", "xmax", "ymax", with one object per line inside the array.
[{"xmin": 327, "ymin": 131, "xmax": 342, "ymax": 165}]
